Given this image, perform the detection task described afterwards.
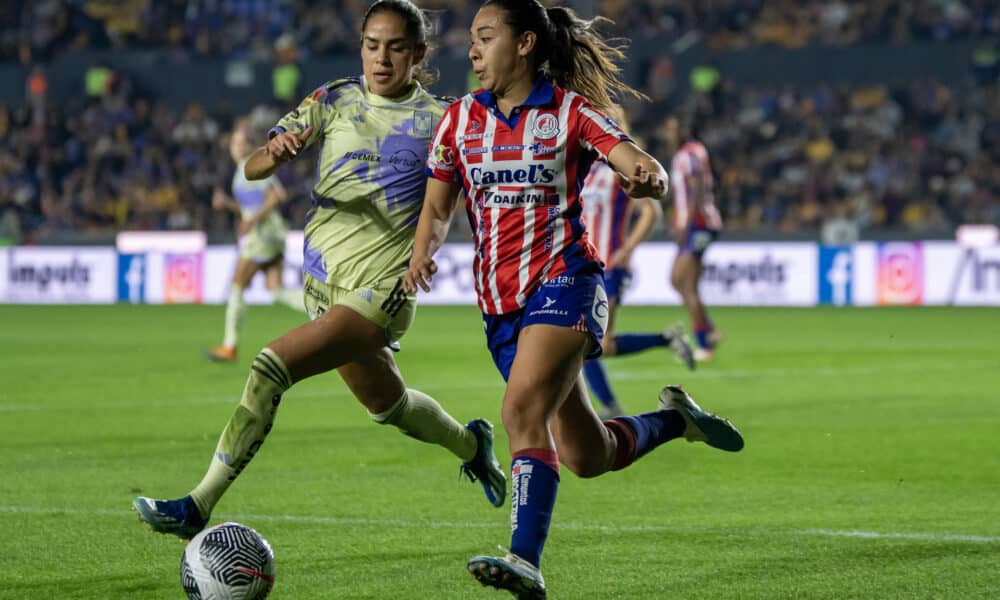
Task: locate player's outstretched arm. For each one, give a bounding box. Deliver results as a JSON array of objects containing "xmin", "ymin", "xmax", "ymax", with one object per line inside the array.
[
  {"xmin": 404, "ymin": 178, "xmax": 461, "ymax": 294},
  {"xmin": 245, "ymin": 127, "xmax": 313, "ymax": 180},
  {"xmin": 608, "ymin": 141, "xmax": 669, "ymax": 202}
]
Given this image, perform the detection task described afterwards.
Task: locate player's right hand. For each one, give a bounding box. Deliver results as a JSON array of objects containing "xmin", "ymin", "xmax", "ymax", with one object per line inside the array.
[
  {"xmin": 403, "ymin": 255, "xmax": 437, "ymax": 294},
  {"xmin": 266, "ymin": 126, "xmax": 312, "ymax": 162}
]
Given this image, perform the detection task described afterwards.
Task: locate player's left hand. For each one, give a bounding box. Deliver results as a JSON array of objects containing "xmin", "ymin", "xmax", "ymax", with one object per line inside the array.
[
  {"xmin": 403, "ymin": 255, "xmax": 437, "ymax": 294},
  {"xmin": 617, "ymin": 164, "xmax": 668, "ymax": 200},
  {"xmin": 237, "ymin": 219, "xmax": 253, "ymax": 237}
]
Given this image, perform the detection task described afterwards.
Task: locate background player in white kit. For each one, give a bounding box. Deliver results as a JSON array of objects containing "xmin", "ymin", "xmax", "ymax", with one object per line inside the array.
[{"xmin": 207, "ymin": 119, "xmax": 304, "ymax": 363}]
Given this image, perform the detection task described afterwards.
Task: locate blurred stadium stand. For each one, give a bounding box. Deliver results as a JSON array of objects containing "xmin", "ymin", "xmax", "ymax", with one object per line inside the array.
[{"xmin": 0, "ymin": 0, "xmax": 997, "ymax": 245}]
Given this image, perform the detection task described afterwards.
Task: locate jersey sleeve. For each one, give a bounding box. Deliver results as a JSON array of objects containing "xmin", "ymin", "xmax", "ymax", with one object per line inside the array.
[
  {"xmin": 269, "ymin": 85, "xmax": 335, "ymax": 149},
  {"xmin": 425, "ymin": 106, "xmax": 459, "ymax": 183},
  {"xmin": 575, "ymin": 100, "xmax": 632, "ymax": 160}
]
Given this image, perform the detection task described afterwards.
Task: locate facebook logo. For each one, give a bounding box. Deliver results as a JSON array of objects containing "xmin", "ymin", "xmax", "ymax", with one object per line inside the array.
[
  {"xmin": 819, "ymin": 246, "xmax": 852, "ymax": 306},
  {"xmin": 118, "ymin": 253, "xmax": 146, "ymax": 303}
]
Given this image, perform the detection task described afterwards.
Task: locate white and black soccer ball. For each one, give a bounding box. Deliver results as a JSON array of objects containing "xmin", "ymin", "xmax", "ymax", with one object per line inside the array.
[{"xmin": 180, "ymin": 522, "xmax": 275, "ymax": 600}]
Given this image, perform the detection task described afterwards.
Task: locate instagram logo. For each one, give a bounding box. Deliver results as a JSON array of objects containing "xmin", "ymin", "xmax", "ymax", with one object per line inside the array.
[
  {"xmin": 876, "ymin": 242, "xmax": 923, "ymax": 305},
  {"xmin": 165, "ymin": 253, "xmax": 203, "ymax": 304}
]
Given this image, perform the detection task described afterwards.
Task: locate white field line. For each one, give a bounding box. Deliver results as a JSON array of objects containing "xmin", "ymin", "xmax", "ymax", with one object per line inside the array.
[{"xmin": 1, "ymin": 505, "xmax": 998, "ymax": 544}]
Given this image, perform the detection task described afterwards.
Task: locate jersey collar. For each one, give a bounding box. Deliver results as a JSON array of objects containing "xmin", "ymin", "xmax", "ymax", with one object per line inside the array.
[{"xmin": 474, "ymin": 74, "xmax": 555, "ymax": 128}]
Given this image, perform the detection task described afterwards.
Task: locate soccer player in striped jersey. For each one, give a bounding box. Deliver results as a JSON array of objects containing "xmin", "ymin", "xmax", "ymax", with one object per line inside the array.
[
  {"xmin": 580, "ymin": 107, "xmax": 695, "ymax": 418},
  {"xmin": 206, "ymin": 119, "xmax": 305, "ymax": 363},
  {"xmin": 406, "ymin": 1, "xmax": 743, "ymax": 596},
  {"xmin": 667, "ymin": 115, "xmax": 723, "ymax": 361},
  {"xmin": 133, "ymin": 0, "xmax": 506, "ymax": 541}
]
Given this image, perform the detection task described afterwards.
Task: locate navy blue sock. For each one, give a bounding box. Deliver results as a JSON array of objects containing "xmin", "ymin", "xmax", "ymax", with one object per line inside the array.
[
  {"xmin": 615, "ymin": 410, "xmax": 686, "ymax": 461},
  {"xmin": 582, "ymin": 359, "xmax": 616, "ymax": 408},
  {"xmin": 614, "ymin": 333, "xmax": 667, "ymax": 356},
  {"xmin": 509, "ymin": 450, "xmax": 560, "ymax": 568}
]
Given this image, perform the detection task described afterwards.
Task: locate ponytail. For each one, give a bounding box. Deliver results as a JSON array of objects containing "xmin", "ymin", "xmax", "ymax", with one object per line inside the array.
[
  {"xmin": 542, "ymin": 7, "xmax": 646, "ymax": 111},
  {"xmin": 483, "ymin": 0, "xmax": 647, "ymax": 111}
]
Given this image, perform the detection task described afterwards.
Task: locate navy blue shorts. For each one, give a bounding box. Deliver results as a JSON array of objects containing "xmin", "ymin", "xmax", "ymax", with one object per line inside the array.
[
  {"xmin": 603, "ymin": 267, "xmax": 631, "ymax": 304},
  {"xmin": 482, "ymin": 266, "xmax": 609, "ymax": 381},
  {"xmin": 680, "ymin": 227, "xmax": 719, "ymax": 258}
]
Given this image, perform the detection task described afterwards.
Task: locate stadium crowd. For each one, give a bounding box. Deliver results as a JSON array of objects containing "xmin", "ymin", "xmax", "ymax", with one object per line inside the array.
[
  {"xmin": 2, "ymin": 0, "xmax": 997, "ymax": 63},
  {"xmin": 0, "ymin": 0, "xmax": 997, "ymax": 244}
]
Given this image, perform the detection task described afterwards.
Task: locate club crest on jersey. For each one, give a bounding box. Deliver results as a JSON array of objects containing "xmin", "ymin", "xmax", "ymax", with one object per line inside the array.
[
  {"xmin": 433, "ymin": 144, "xmax": 453, "ymax": 166},
  {"xmin": 531, "ymin": 113, "xmax": 560, "ymax": 140},
  {"xmin": 413, "ymin": 111, "xmax": 433, "ymax": 137}
]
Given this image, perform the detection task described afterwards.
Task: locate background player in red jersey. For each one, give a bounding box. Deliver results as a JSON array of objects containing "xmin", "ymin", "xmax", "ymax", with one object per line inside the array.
[
  {"xmin": 666, "ymin": 115, "xmax": 724, "ymax": 361},
  {"xmin": 405, "ymin": 1, "xmax": 743, "ymax": 597},
  {"xmin": 580, "ymin": 106, "xmax": 695, "ymax": 418}
]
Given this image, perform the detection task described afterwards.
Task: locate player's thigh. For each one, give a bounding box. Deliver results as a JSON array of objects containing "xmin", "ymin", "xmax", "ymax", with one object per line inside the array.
[
  {"xmin": 262, "ymin": 258, "xmax": 284, "ymax": 291},
  {"xmin": 336, "ymin": 348, "xmax": 406, "ymax": 414},
  {"xmin": 266, "ymin": 304, "xmax": 388, "ymax": 384},
  {"xmin": 551, "ymin": 374, "xmax": 616, "ymax": 478},
  {"xmin": 503, "ymin": 324, "xmax": 591, "ymax": 430},
  {"xmin": 232, "ymin": 257, "xmax": 261, "ymax": 288}
]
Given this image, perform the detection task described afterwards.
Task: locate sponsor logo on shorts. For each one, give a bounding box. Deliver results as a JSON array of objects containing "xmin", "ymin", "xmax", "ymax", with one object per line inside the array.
[{"xmin": 305, "ymin": 281, "xmax": 329, "ymax": 306}]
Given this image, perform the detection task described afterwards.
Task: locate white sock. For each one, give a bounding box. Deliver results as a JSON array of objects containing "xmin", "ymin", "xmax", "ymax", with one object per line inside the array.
[
  {"xmin": 223, "ymin": 284, "xmax": 246, "ymax": 349},
  {"xmin": 273, "ymin": 287, "xmax": 306, "ymax": 313}
]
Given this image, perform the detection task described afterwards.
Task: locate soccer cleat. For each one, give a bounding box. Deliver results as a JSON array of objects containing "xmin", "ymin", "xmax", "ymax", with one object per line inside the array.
[
  {"xmin": 133, "ymin": 495, "xmax": 209, "ymax": 539},
  {"xmin": 206, "ymin": 346, "xmax": 237, "ymax": 362},
  {"xmin": 693, "ymin": 347, "xmax": 714, "ymax": 362},
  {"xmin": 468, "ymin": 551, "xmax": 546, "ymax": 599},
  {"xmin": 658, "ymin": 385, "xmax": 743, "ymax": 452},
  {"xmin": 665, "ymin": 323, "xmax": 696, "ymax": 371},
  {"xmin": 459, "ymin": 419, "xmax": 507, "ymax": 508}
]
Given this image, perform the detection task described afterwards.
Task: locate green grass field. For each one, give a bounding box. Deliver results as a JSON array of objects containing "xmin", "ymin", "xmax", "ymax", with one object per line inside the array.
[{"xmin": 2, "ymin": 304, "xmax": 998, "ymax": 599}]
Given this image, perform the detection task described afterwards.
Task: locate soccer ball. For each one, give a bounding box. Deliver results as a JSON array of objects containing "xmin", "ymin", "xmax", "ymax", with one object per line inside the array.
[{"xmin": 180, "ymin": 522, "xmax": 276, "ymax": 599}]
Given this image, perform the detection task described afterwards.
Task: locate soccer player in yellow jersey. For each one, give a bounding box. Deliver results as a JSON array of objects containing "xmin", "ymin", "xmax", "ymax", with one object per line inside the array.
[
  {"xmin": 134, "ymin": 0, "xmax": 506, "ymax": 539},
  {"xmin": 206, "ymin": 119, "xmax": 305, "ymax": 363}
]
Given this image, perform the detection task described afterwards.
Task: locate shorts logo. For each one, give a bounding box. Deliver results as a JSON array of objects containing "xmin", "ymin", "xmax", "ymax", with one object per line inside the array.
[
  {"xmin": 380, "ymin": 278, "xmax": 408, "ymax": 318},
  {"xmin": 305, "ymin": 281, "xmax": 329, "ymax": 306},
  {"xmin": 592, "ymin": 283, "xmax": 609, "ymax": 330},
  {"xmin": 413, "ymin": 111, "xmax": 433, "ymax": 137},
  {"xmin": 543, "ymin": 296, "xmax": 557, "ymax": 309},
  {"xmin": 531, "ymin": 114, "xmax": 560, "ymax": 140}
]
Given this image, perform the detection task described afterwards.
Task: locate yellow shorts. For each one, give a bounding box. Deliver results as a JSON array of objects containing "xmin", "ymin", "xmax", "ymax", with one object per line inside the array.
[
  {"xmin": 239, "ymin": 218, "xmax": 288, "ymax": 264},
  {"xmin": 302, "ymin": 273, "xmax": 416, "ymax": 346}
]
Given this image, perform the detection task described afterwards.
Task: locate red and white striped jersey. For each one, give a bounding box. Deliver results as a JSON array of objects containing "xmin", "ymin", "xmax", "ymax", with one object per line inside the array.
[
  {"xmin": 426, "ymin": 78, "xmax": 630, "ymax": 314},
  {"xmin": 671, "ymin": 141, "xmax": 722, "ymax": 230},
  {"xmin": 581, "ymin": 161, "xmax": 631, "ymax": 267}
]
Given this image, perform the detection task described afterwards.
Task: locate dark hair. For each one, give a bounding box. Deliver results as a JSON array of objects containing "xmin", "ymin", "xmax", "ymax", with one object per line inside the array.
[
  {"xmin": 483, "ymin": 0, "xmax": 647, "ymax": 111},
  {"xmin": 361, "ymin": 0, "xmax": 437, "ymax": 86}
]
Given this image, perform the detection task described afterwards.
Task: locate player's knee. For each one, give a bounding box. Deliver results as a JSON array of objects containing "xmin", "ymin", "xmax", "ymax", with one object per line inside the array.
[
  {"xmin": 500, "ymin": 396, "xmax": 547, "ymax": 438},
  {"xmin": 600, "ymin": 336, "xmax": 616, "ymax": 356},
  {"xmin": 562, "ymin": 453, "xmax": 607, "ymax": 479}
]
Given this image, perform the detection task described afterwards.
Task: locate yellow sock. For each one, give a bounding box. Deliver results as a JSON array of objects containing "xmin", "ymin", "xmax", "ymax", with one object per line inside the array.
[
  {"xmin": 190, "ymin": 348, "xmax": 290, "ymax": 516},
  {"xmin": 370, "ymin": 389, "xmax": 476, "ymax": 462}
]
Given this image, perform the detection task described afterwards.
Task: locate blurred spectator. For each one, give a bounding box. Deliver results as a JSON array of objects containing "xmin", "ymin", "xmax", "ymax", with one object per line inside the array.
[
  {"xmin": 0, "ymin": 0, "xmax": 996, "ymax": 241},
  {"xmin": 272, "ymin": 33, "xmax": 302, "ymax": 105}
]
